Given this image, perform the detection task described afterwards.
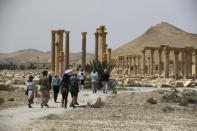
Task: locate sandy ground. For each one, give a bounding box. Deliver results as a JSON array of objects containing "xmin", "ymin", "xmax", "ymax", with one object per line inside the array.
[
  {"xmin": 0, "ymin": 88, "xmax": 197, "ymax": 131},
  {"xmin": 0, "ymin": 89, "xmax": 108, "ymax": 131}
]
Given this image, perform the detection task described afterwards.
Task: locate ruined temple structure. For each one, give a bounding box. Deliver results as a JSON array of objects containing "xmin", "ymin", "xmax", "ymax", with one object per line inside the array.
[
  {"xmin": 50, "ymin": 30, "xmax": 70, "ymax": 75},
  {"xmin": 111, "ymin": 45, "xmax": 197, "ymax": 79},
  {"xmin": 95, "ymin": 26, "xmax": 111, "ymax": 63}
]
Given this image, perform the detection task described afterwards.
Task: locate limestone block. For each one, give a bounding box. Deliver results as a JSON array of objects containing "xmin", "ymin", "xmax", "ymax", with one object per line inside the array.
[
  {"xmin": 87, "ymin": 97, "xmax": 103, "ymax": 108},
  {"xmin": 0, "ymin": 82, "xmax": 10, "ymax": 91},
  {"xmin": 175, "ymin": 81, "xmax": 184, "ymax": 87},
  {"xmin": 184, "ymin": 79, "xmax": 194, "ymax": 87}
]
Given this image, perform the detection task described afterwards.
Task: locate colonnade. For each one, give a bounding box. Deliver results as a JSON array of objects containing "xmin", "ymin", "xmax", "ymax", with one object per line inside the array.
[
  {"xmin": 51, "ymin": 30, "xmax": 87, "ymax": 75},
  {"xmin": 141, "ymin": 45, "xmax": 196, "ymax": 79},
  {"xmin": 94, "ymin": 26, "xmax": 111, "ymax": 63}
]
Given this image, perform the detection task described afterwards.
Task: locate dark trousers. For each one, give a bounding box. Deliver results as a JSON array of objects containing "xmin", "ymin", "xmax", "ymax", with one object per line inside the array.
[
  {"xmin": 62, "ymin": 91, "xmax": 69, "ymax": 107},
  {"xmin": 53, "ymin": 86, "xmax": 59, "ymax": 102}
]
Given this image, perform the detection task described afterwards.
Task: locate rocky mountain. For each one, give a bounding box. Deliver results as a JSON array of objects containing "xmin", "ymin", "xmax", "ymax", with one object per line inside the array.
[
  {"xmin": 112, "ymin": 22, "xmax": 197, "ymax": 58},
  {"xmin": 0, "ymin": 49, "xmax": 94, "ymax": 65}
]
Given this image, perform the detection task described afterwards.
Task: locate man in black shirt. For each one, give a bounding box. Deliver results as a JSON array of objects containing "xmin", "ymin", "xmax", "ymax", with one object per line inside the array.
[{"xmin": 101, "ymin": 69, "xmax": 110, "ymax": 94}]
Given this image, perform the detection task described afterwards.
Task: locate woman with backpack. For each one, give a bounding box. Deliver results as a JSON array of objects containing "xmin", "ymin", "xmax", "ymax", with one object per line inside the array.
[
  {"xmin": 69, "ymin": 73, "xmax": 79, "ymax": 108},
  {"xmin": 78, "ymin": 69, "xmax": 85, "ymax": 91},
  {"xmin": 59, "ymin": 74, "xmax": 70, "ymax": 108},
  {"xmin": 52, "ymin": 74, "xmax": 60, "ymax": 103}
]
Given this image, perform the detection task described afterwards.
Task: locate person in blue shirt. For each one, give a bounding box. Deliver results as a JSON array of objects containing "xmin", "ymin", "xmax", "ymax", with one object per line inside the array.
[
  {"xmin": 52, "ymin": 74, "xmax": 60, "ymax": 103},
  {"xmin": 90, "ymin": 69, "xmax": 98, "ymax": 93}
]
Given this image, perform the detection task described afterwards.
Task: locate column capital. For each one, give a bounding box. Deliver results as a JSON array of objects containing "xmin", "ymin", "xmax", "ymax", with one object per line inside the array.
[
  {"xmin": 81, "ymin": 32, "xmax": 87, "ymax": 37},
  {"xmin": 58, "ymin": 30, "xmax": 64, "ymax": 34},
  {"xmin": 107, "ymin": 48, "xmax": 111, "ymax": 51},
  {"xmin": 51, "ymin": 30, "xmax": 57, "ymax": 34},
  {"xmin": 65, "ymin": 31, "xmax": 70, "ymax": 35}
]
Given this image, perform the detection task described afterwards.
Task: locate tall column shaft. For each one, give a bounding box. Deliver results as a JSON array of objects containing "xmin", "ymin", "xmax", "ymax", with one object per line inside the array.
[
  {"xmin": 184, "ymin": 51, "xmax": 188, "ymax": 79},
  {"xmin": 107, "ymin": 48, "xmax": 111, "ymax": 64},
  {"xmin": 65, "ymin": 31, "xmax": 70, "ymax": 69},
  {"xmin": 150, "ymin": 49, "xmax": 154, "ymax": 75},
  {"xmin": 181, "ymin": 51, "xmax": 185, "ymax": 77},
  {"xmin": 158, "ymin": 49, "xmax": 162, "ymax": 75},
  {"xmin": 148, "ymin": 57, "xmax": 150, "ymax": 75},
  {"xmin": 57, "ymin": 30, "xmax": 64, "ymax": 51},
  {"xmin": 137, "ymin": 57, "xmax": 141, "ymax": 74},
  {"xmin": 174, "ymin": 50, "xmax": 179, "ymax": 80},
  {"xmin": 51, "ymin": 31, "xmax": 56, "ymax": 72},
  {"xmin": 55, "ymin": 42, "xmax": 59, "ymax": 75},
  {"xmin": 94, "ymin": 32, "xmax": 99, "ymax": 63},
  {"xmin": 134, "ymin": 57, "xmax": 137, "ymax": 75},
  {"xmin": 164, "ymin": 47, "xmax": 169, "ymax": 78},
  {"xmin": 142, "ymin": 50, "xmax": 145, "ymax": 75},
  {"xmin": 81, "ymin": 32, "xmax": 87, "ymax": 69},
  {"xmin": 103, "ymin": 53, "xmax": 107, "ymax": 63},
  {"xmin": 195, "ymin": 51, "xmax": 197, "ymax": 79},
  {"xmin": 59, "ymin": 51, "xmax": 64, "ymax": 75}
]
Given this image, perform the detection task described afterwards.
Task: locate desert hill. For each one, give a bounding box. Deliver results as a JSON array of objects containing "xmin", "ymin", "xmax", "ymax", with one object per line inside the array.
[
  {"xmin": 0, "ymin": 49, "xmax": 94, "ymax": 65},
  {"xmin": 112, "ymin": 22, "xmax": 197, "ymax": 58}
]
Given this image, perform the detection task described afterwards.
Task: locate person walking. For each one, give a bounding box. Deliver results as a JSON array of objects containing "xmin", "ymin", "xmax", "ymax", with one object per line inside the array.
[
  {"xmin": 101, "ymin": 69, "xmax": 110, "ymax": 94},
  {"xmin": 25, "ymin": 75, "xmax": 36, "ymax": 108},
  {"xmin": 69, "ymin": 73, "xmax": 79, "ymax": 108},
  {"xmin": 59, "ymin": 74, "xmax": 70, "ymax": 108},
  {"xmin": 52, "ymin": 74, "xmax": 60, "ymax": 103},
  {"xmin": 78, "ymin": 69, "xmax": 85, "ymax": 91},
  {"xmin": 39, "ymin": 70, "xmax": 51, "ymax": 108},
  {"xmin": 90, "ymin": 69, "xmax": 98, "ymax": 93}
]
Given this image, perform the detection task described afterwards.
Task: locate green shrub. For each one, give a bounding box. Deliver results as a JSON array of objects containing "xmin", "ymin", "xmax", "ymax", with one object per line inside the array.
[
  {"xmin": 162, "ymin": 106, "xmax": 175, "ymax": 113},
  {"xmin": 0, "ymin": 97, "xmax": 4, "ymax": 104},
  {"xmin": 162, "ymin": 92, "xmax": 181, "ymax": 103},
  {"xmin": 179, "ymin": 100, "xmax": 188, "ymax": 106},
  {"xmin": 146, "ymin": 97, "xmax": 157, "ymax": 104}
]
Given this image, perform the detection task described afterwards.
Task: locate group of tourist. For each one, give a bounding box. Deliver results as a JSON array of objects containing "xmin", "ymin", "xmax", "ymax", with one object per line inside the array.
[{"xmin": 24, "ymin": 68, "xmax": 110, "ymax": 108}]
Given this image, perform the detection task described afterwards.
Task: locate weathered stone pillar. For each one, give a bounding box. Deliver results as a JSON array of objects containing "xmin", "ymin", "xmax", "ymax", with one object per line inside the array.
[
  {"xmin": 59, "ymin": 51, "xmax": 64, "ymax": 75},
  {"xmin": 94, "ymin": 32, "xmax": 99, "ymax": 63},
  {"xmin": 103, "ymin": 53, "xmax": 107, "ymax": 63},
  {"xmin": 148, "ymin": 57, "xmax": 150, "ymax": 75},
  {"xmin": 107, "ymin": 48, "xmax": 111, "ymax": 64},
  {"xmin": 181, "ymin": 50, "xmax": 185, "ymax": 77},
  {"xmin": 103, "ymin": 32, "xmax": 107, "ymax": 54},
  {"xmin": 65, "ymin": 31, "xmax": 70, "ymax": 69},
  {"xmin": 37, "ymin": 57, "xmax": 39, "ymax": 69},
  {"xmin": 195, "ymin": 51, "xmax": 197, "ymax": 79},
  {"xmin": 57, "ymin": 30, "xmax": 64, "ymax": 51},
  {"xmin": 158, "ymin": 48, "xmax": 162, "ymax": 75},
  {"xmin": 81, "ymin": 32, "xmax": 87, "ymax": 69},
  {"xmin": 184, "ymin": 51, "xmax": 188, "ymax": 79},
  {"xmin": 174, "ymin": 50, "xmax": 179, "ymax": 80},
  {"xmin": 134, "ymin": 57, "xmax": 137, "ymax": 75},
  {"xmin": 51, "ymin": 30, "xmax": 56, "ymax": 72},
  {"xmin": 142, "ymin": 50, "xmax": 145, "ymax": 75},
  {"xmin": 137, "ymin": 56, "xmax": 141, "ymax": 74},
  {"xmin": 164, "ymin": 46, "xmax": 170, "ymax": 78},
  {"xmin": 55, "ymin": 42, "xmax": 59, "ymax": 75},
  {"xmin": 150, "ymin": 49, "xmax": 154, "ymax": 75}
]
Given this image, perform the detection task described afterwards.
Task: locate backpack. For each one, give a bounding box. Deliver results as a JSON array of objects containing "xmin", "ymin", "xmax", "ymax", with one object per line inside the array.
[{"xmin": 70, "ymin": 77, "xmax": 79, "ymax": 90}]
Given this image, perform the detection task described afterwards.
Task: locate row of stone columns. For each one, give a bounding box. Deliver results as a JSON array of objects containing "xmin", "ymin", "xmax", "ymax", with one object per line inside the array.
[
  {"xmin": 94, "ymin": 26, "xmax": 111, "ymax": 64},
  {"xmin": 51, "ymin": 30, "xmax": 88, "ymax": 75},
  {"xmin": 113, "ymin": 55, "xmax": 141, "ymax": 75},
  {"xmin": 141, "ymin": 45, "xmax": 196, "ymax": 79}
]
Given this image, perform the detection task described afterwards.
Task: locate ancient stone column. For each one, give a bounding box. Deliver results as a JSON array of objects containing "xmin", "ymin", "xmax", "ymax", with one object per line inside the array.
[
  {"xmin": 134, "ymin": 57, "xmax": 137, "ymax": 75},
  {"xmin": 51, "ymin": 30, "xmax": 56, "ymax": 72},
  {"xmin": 195, "ymin": 51, "xmax": 197, "ymax": 79},
  {"xmin": 174, "ymin": 50, "xmax": 179, "ymax": 80},
  {"xmin": 81, "ymin": 32, "xmax": 87, "ymax": 69},
  {"xmin": 137, "ymin": 56, "xmax": 141, "ymax": 74},
  {"xmin": 164, "ymin": 46, "xmax": 170, "ymax": 78},
  {"xmin": 148, "ymin": 57, "xmax": 150, "ymax": 75},
  {"xmin": 55, "ymin": 42, "xmax": 59, "ymax": 75},
  {"xmin": 57, "ymin": 30, "xmax": 64, "ymax": 51},
  {"xmin": 94, "ymin": 32, "xmax": 99, "ymax": 63},
  {"xmin": 150, "ymin": 49, "xmax": 154, "ymax": 75},
  {"xmin": 181, "ymin": 50, "xmax": 185, "ymax": 77},
  {"xmin": 142, "ymin": 50, "xmax": 145, "ymax": 75},
  {"xmin": 103, "ymin": 32, "xmax": 107, "ymax": 54},
  {"xmin": 184, "ymin": 51, "xmax": 188, "ymax": 79},
  {"xmin": 37, "ymin": 57, "xmax": 39, "ymax": 69},
  {"xmin": 103, "ymin": 53, "xmax": 107, "ymax": 63},
  {"xmin": 59, "ymin": 51, "xmax": 64, "ymax": 75},
  {"xmin": 158, "ymin": 48, "xmax": 162, "ymax": 75},
  {"xmin": 65, "ymin": 31, "xmax": 70, "ymax": 69},
  {"xmin": 107, "ymin": 48, "xmax": 111, "ymax": 64}
]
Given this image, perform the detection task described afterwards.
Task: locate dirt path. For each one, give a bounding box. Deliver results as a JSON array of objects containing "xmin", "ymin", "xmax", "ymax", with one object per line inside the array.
[{"xmin": 0, "ymin": 90, "xmax": 108, "ymax": 131}]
